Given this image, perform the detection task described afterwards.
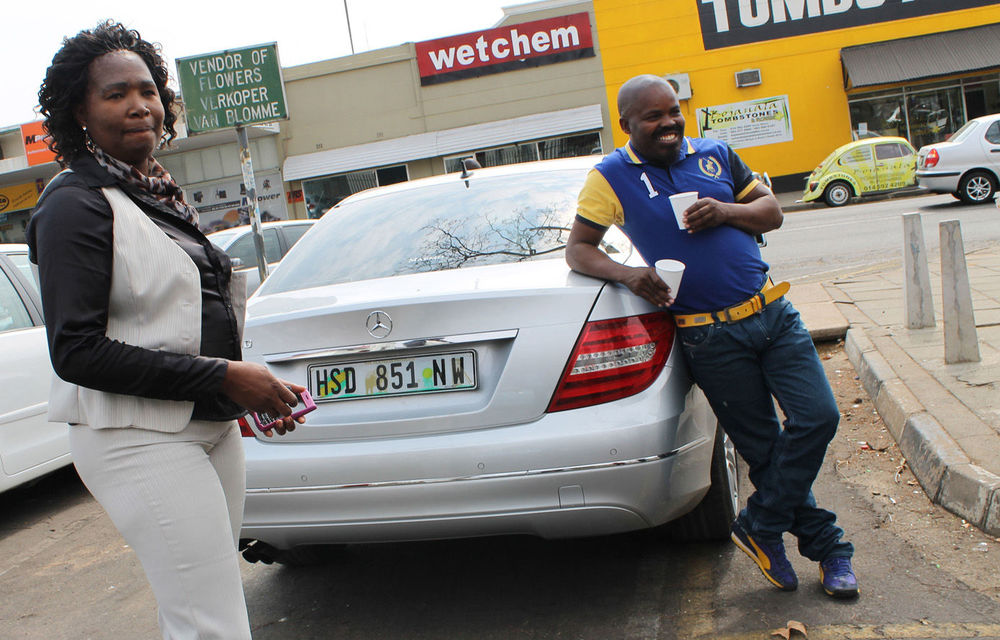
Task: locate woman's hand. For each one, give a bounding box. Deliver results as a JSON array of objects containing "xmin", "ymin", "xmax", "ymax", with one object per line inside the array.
[{"xmin": 221, "ymin": 361, "xmax": 306, "ymax": 436}]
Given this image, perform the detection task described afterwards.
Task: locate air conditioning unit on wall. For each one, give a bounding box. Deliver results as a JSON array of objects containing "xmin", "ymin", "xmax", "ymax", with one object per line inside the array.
[
  {"xmin": 662, "ymin": 73, "xmax": 692, "ymax": 100},
  {"xmin": 735, "ymin": 69, "xmax": 762, "ymax": 88}
]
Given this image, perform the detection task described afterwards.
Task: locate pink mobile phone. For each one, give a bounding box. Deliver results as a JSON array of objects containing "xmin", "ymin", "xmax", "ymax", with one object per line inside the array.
[{"xmin": 252, "ymin": 389, "xmax": 317, "ymax": 431}]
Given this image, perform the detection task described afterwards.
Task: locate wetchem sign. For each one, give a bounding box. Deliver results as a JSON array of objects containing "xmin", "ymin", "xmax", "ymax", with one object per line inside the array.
[{"xmin": 177, "ymin": 44, "xmax": 288, "ymax": 134}]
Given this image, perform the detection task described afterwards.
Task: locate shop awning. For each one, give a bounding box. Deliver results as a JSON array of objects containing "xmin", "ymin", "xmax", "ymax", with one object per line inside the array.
[
  {"xmin": 841, "ymin": 22, "xmax": 1000, "ymax": 90},
  {"xmin": 282, "ymin": 104, "xmax": 604, "ymax": 182}
]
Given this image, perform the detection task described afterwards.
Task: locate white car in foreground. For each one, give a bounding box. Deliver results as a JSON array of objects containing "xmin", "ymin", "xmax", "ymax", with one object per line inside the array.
[
  {"xmin": 916, "ymin": 113, "xmax": 1000, "ymax": 204},
  {"xmin": 0, "ymin": 244, "xmax": 70, "ymax": 492},
  {"xmin": 236, "ymin": 157, "xmax": 737, "ymax": 564}
]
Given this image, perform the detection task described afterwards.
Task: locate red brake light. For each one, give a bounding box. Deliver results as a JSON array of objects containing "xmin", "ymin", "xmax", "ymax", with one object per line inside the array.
[
  {"xmin": 238, "ymin": 415, "xmax": 255, "ymax": 437},
  {"xmin": 924, "ymin": 148, "xmax": 939, "ymax": 168},
  {"xmin": 547, "ymin": 312, "xmax": 675, "ymax": 412}
]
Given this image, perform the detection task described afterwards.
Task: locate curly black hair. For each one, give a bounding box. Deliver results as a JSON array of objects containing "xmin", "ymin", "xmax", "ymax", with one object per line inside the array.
[{"xmin": 38, "ymin": 20, "xmax": 178, "ymax": 166}]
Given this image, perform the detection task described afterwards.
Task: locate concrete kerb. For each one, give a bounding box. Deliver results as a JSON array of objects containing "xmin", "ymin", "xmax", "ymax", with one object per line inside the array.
[{"xmin": 843, "ymin": 327, "xmax": 1000, "ymax": 535}]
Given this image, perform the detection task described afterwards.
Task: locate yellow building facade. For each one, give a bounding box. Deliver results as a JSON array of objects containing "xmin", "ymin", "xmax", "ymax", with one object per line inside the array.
[{"xmin": 592, "ymin": 0, "xmax": 1000, "ymax": 188}]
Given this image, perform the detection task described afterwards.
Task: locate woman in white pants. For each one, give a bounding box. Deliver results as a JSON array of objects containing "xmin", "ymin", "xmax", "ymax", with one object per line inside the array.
[{"xmin": 29, "ymin": 21, "xmax": 306, "ymax": 639}]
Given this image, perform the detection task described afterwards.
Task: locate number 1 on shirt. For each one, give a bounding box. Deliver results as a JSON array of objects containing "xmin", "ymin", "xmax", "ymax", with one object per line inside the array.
[{"xmin": 640, "ymin": 172, "xmax": 659, "ymax": 199}]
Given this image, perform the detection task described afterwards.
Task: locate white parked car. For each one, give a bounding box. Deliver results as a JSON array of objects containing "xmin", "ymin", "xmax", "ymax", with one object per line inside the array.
[
  {"xmin": 0, "ymin": 244, "xmax": 70, "ymax": 492},
  {"xmin": 207, "ymin": 220, "xmax": 315, "ymax": 294},
  {"xmin": 916, "ymin": 113, "xmax": 1000, "ymax": 204},
  {"xmin": 235, "ymin": 157, "xmax": 737, "ymax": 565}
]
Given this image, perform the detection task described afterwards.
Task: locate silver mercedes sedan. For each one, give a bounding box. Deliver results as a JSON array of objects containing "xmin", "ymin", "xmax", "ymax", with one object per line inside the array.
[{"xmin": 237, "ymin": 156, "xmax": 737, "ymax": 564}]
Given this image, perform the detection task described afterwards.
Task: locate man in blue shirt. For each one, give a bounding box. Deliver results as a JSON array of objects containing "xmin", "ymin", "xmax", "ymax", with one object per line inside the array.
[{"xmin": 566, "ymin": 74, "xmax": 857, "ymax": 598}]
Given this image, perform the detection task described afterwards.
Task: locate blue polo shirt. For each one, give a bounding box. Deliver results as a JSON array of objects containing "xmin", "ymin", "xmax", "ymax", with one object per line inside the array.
[{"xmin": 576, "ymin": 137, "xmax": 769, "ymax": 314}]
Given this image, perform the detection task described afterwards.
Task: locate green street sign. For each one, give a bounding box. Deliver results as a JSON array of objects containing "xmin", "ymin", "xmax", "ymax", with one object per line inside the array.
[{"xmin": 176, "ymin": 43, "xmax": 289, "ymax": 134}]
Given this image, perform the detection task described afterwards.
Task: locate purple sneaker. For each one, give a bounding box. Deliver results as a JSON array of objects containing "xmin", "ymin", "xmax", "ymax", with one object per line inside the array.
[
  {"xmin": 819, "ymin": 556, "xmax": 859, "ymax": 598},
  {"xmin": 731, "ymin": 520, "xmax": 798, "ymax": 591}
]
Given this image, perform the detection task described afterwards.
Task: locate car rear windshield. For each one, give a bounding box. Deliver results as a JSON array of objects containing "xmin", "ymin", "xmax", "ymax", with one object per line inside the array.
[
  {"xmin": 947, "ymin": 120, "xmax": 978, "ymax": 144},
  {"xmin": 261, "ymin": 167, "xmax": 633, "ymax": 294}
]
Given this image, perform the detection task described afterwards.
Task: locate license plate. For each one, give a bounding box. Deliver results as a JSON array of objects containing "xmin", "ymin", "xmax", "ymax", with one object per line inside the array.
[{"xmin": 308, "ymin": 350, "xmax": 477, "ymax": 402}]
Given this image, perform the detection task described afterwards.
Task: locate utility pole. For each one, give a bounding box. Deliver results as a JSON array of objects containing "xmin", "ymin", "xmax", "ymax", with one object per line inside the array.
[{"xmin": 344, "ymin": 0, "xmax": 355, "ymax": 55}]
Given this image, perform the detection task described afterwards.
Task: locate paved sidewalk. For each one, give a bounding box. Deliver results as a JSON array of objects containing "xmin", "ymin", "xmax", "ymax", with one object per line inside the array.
[{"xmin": 786, "ymin": 241, "xmax": 1000, "ymax": 536}]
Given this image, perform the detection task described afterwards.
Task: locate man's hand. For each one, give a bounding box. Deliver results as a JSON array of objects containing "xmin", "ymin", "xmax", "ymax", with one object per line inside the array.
[
  {"xmin": 620, "ymin": 266, "xmax": 674, "ymax": 307},
  {"xmin": 680, "ymin": 185, "xmax": 782, "ymax": 236},
  {"xmin": 682, "ymin": 197, "xmax": 731, "ymax": 233},
  {"xmin": 221, "ymin": 361, "xmax": 307, "ymax": 436}
]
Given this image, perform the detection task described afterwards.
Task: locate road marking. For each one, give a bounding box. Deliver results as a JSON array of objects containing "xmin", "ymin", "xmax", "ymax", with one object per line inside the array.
[{"xmin": 699, "ymin": 622, "xmax": 1000, "ymax": 639}]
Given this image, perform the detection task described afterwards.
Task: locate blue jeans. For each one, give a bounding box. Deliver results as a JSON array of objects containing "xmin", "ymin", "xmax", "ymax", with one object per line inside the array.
[{"xmin": 677, "ymin": 297, "xmax": 853, "ymax": 561}]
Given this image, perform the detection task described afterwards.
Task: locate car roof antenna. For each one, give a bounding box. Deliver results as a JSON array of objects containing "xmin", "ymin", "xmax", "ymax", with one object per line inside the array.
[{"xmin": 460, "ymin": 157, "xmax": 481, "ymax": 188}]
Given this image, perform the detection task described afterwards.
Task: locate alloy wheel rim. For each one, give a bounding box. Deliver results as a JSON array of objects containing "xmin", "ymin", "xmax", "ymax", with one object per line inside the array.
[
  {"xmin": 722, "ymin": 433, "xmax": 739, "ymax": 514},
  {"xmin": 967, "ymin": 177, "xmax": 991, "ymax": 201}
]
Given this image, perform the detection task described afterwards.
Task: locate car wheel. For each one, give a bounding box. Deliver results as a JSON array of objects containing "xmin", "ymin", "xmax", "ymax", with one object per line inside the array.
[
  {"xmin": 665, "ymin": 426, "xmax": 740, "ymax": 541},
  {"xmin": 957, "ymin": 171, "xmax": 997, "ymax": 205},
  {"xmin": 823, "ymin": 181, "xmax": 852, "ymax": 207}
]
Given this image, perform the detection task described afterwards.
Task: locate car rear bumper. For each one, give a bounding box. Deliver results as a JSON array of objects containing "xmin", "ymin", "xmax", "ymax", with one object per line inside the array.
[
  {"xmin": 916, "ymin": 171, "xmax": 961, "ymax": 193},
  {"xmin": 241, "ymin": 436, "xmax": 712, "ymax": 547},
  {"xmin": 240, "ymin": 380, "xmax": 717, "ymax": 548}
]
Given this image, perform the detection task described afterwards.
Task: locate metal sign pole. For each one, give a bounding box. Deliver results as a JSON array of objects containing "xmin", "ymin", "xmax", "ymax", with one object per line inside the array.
[{"xmin": 236, "ymin": 124, "xmax": 269, "ymax": 284}]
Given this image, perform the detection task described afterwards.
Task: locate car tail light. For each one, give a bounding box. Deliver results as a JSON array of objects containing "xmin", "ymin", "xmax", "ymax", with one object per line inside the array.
[
  {"xmin": 238, "ymin": 415, "xmax": 255, "ymax": 437},
  {"xmin": 924, "ymin": 148, "xmax": 939, "ymax": 168},
  {"xmin": 808, "ymin": 181, "xmax": 818, "ymax": 192},
  {"xmin": 547, "ymin": 312, "xmax": 674, "ymax": 412}
]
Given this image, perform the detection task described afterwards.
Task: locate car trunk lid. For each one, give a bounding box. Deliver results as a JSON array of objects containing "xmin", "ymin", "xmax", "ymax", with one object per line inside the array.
[{"xmin": 243, "ymin": 260, "xmax": 603, "ymax": 442}]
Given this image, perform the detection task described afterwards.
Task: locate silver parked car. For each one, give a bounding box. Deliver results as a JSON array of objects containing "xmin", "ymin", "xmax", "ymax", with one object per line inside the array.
[
  {"xmin": 916, "ymin": 113, "xmax": 1000, "ymax": 204},
  {"xmin": 236, "ymin": 157, "xmax": 737, "ymax": 564},
  {"xmin": 207, "ymin": 220, "xmax": 315, "ymax": 294}
]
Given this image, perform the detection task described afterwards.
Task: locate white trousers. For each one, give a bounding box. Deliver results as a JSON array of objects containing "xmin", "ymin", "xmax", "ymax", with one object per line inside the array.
[{"xmin": 70, "ymin": 420, "xmax": 251, "ymax": 640}]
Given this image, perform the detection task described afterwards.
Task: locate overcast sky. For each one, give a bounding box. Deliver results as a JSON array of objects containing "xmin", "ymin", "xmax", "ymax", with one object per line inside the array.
[{"xmin": 1, "ymin": 0, "xmax": 525, "ymax": 129}]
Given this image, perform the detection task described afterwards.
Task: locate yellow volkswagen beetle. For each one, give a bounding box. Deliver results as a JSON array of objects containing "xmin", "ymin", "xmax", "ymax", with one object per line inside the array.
[{"xmin": 801, "ymin": 137, "xmax": 917, "ymax": 207}]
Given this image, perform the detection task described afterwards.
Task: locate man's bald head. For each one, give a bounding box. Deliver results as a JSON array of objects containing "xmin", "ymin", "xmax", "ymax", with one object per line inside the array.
[{"xmin": 617, "ymin": 74, "xmax": 675, "ymax": 120}]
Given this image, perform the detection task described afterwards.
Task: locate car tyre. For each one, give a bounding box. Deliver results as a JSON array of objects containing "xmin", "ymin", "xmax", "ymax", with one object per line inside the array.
[
  {"xmin": 664, "ymin": 426, "xmax": 740, "ymax": 542},
  {"xmin": 957, "ymin": 171, "xmax": 997, "ymax": 205},
  {"xmin": 823, "ymin": 181, "xmax": 852, "ymax": 207}
]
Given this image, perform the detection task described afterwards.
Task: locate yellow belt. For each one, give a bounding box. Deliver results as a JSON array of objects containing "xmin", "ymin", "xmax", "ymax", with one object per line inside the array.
[{"xmin": 673, "ymin": 279, "xmax": 791, "ymax": 328}]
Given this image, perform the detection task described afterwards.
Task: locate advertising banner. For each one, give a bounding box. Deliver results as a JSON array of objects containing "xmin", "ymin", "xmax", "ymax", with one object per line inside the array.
[
  {"xmin": 698, "ymin": 0, "xmax": 998, "ymax": 50},
  {"xmin": 415, "ymin": 12, "xmax": 594, "ymax": 86},
  {"xmin": 176, "ymin": 44, "xmax": 289, "ymax": 134},
  {"xmin": 187, "ymin": 170, "xmax": 289, "ymax": 233},
  {"xmin": 0, "ymin": 181, "xmax": 43, "ymax": 214},
  {"xmin": 21, "ymin": 121, "xmax": 56, "ymax": 166},
  {"xmin": 696, "ymin": 95, "xmax": 793, "ymax": 149}
]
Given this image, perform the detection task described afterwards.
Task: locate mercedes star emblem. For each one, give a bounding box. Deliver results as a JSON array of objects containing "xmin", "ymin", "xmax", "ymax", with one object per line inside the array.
[{"xmin": 366, "ymin": 311, "xmax": 392, "ymax": 339}]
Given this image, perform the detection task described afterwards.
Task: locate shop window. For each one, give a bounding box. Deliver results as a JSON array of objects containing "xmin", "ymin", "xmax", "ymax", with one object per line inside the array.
[
  {"xmin": 849, "ymin": 75, "xmax": 1000, "ymax": 149},
  {"xmin": 376, "ymin": 165, "xmax": 408, "ymax": 186},
  {"xmin": 303, "ymin": 164, "xmax": 407, "ymax": 217},
  {"xmin": 849, "ymin": 97, "xmax": 905, "ymax": 139},
  {"xmin": 538, "ymin": 132, "xmax": 602, "ymax": 160},
  {"xmin": 906, "ymin": 86, "xmax": 963, "ymax": 150},
  {"xmin": 444, "ymin": 131, "xmax": 602, "ymax": 173}
]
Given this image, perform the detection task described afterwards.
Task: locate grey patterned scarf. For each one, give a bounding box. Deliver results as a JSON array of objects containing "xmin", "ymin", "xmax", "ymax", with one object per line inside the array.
[{"xmin": 92, "ymin": 146, "xmax": 200, "ymax": 226}]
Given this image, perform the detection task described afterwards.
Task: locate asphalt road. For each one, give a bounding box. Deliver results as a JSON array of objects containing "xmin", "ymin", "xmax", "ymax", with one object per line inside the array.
[
  {"xmin": 762, "ymin": 193, "xmax": 1000, "ymax": 283},
  {"xmin": 3, "ymin": 343, "xmax": 999, "ymax": 640}
]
